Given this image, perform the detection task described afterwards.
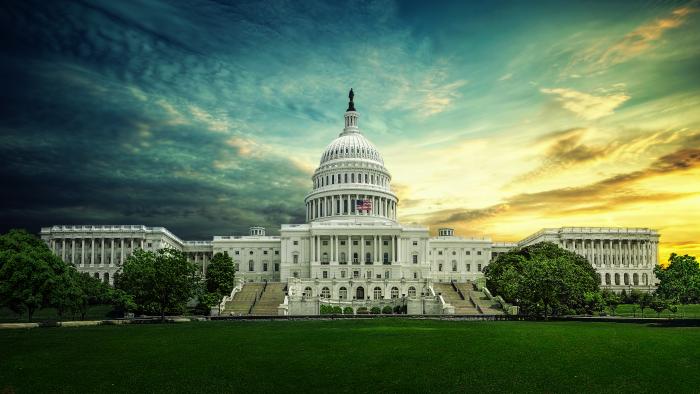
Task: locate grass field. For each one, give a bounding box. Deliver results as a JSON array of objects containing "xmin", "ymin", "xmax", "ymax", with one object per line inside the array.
[
  {"xmin": 1, "ymin": 319, "xmax": 699, "ymax": 393},
  {"xmin": 612, "ymin": 303, "xmax": 700, "ymax": 318},
  {"xmin": 0, "ymin": 305, "xmax": 116, "ymax": 323}
]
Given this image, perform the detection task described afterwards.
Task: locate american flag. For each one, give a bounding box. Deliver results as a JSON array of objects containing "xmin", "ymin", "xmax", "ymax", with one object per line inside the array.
[{"xmin": 355, "ymin": 199, "xmax": 372, "ymax": 211}]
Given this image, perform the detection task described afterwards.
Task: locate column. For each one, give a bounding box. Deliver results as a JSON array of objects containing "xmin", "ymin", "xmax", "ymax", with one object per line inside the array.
[
  {"xmin": 140, "ymin": 238, "xmax": 144, "ymax": 249},
  {"xmin": 81, "ymin": 238, "xmax": 85, "ymax": 266},
  {"xmin": 311, "ymin": 235, "xmax": 315, "ymax": 262},
  {"xmin": 330, "ymin": 235, "xmax": 335, "ymax": 263},
  {"xmin": 101, "ymin": 238, "xmax": 105, "ymax": 266},
  {"xmin": 334, "ymin": 235, "xmax": 339, "ymax": 263},
  {"xmin": 391, "ymin": 236, "xmax": 395, "ymax": 263},
  {"xmin": 71, "ymin": 239, "xmax": 76, "ymax": 265},
  {"xmin": 374, "ymin": 235, "xmax": 379, "ymax": 263},
  {"xmin": 361, "ymin": 235, "xmax": 365, "ymax": 263},
  {"xmin": 110, "ymin": 239, "xmax": 115, "ymax": 267},
  {"xmin": 91, "ymin": 238, "xmax": 95, "ymax": 266},
  {"xmin": 347, "ymin": 235, "xmax": 352, "ymax": 263},
  {"xmin": 121, "ymin": 238, "xmax": 125, "ymax": 265},
  {"xmin": 397, "ymin": 236, "xmax": 401, "ymax": 263}
]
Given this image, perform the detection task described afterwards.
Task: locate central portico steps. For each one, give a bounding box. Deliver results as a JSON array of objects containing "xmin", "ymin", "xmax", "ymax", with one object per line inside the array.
[
  {"xmin": 222, "ymin": 282, "xmax": 286, "ymax": 316},
  {"xmin": 434, "ymin": 282, "xmax": 503, "ymax": 315}
]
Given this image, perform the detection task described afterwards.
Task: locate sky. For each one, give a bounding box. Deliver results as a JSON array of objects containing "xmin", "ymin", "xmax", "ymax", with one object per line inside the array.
[{"xmin": 1, "ymin": 0, "xmax": 699, "ymax": 263}]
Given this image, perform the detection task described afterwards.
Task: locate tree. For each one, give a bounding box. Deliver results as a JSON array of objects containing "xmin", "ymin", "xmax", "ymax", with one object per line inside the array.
[
  {"xmin": 0, "ymin": 229, "xmax": 64, "ymax": 321},
  {"xmin": 654, "ymin": 253, "xmax": 700, "ymax": 304},
  {"xmin": 637, "ymin": 292, "xmax": 652, "ymax": 318},
  {"xmin": 73, "ymin": 272, "xmax": 112, "ymax": 320},
  {"xmin": 602, "ymin": 289, "xmax": 621, "ymax": 316},
  {"xmin": 200, "ymin": 252, "xmax": 236, "ymax": 312},
  {"xmin": 484, "ymin": 242, "xmax": 599, "ymax": 318},
  {"xmin": 584, "ymin": 291, "xmax": 605, "ymax": 315},
  {"xmin": 649, "ymin": 294, "xmax": 669, "ymax": 318},
  {"xmin": 118, "ymin": 248, "xmax": 198, "ymax": 320}
]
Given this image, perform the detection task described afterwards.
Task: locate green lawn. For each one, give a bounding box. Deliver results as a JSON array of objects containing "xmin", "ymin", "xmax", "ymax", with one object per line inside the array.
[
  {"xmin": 611, "ymin": 303, "xmax": 700, "ymax": 318},
  {"xmin": 1, "ymin": 319, "xmax": 699, "ymax": 393}
]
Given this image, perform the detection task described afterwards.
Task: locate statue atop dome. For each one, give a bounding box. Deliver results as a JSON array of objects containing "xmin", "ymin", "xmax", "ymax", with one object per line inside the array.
[{"xmin": 347, "ymin": 88, "xmax": 356, "ymax": 111}]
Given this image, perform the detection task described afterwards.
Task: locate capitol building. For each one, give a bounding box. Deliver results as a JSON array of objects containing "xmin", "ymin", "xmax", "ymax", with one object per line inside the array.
[{"xmin": 41, "ymin": 91, "xmax": 660, "ymax": 315}]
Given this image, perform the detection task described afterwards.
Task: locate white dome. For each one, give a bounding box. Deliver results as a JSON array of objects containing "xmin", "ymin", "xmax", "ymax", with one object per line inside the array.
[{"xmin": 320, "ymin": 132, "xmax": 384, "ymax": 165}]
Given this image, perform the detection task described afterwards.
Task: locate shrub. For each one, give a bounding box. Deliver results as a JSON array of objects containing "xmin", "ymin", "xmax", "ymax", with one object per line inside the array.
[
  {"xmin": 356, "ymin": 307, "xmax": 369, "ymax": 314},
  {"xmin": 320, "ymin": 304, "xmax": 333, "ymax": 314},
  {"xmin": 393, "ymin": 305, "xmax": 401, "ymax": 314},
  {"xmin": 343, "ymin": 306, "xmax": 354, "ymax": 315},
  {"xmin": 382, "ymin": 305, "xmax": 393, "ymax": 314},
  {"xmin": 370, "ymin": 306, "xmax": 381, "ymax": 315},
  {"xmin": 401, "ymin": 305, "xmax": 407, "ymax": 314},
  {"xmin": 332, "ymin": 306, "xmax": 343, "ymax": 314}
]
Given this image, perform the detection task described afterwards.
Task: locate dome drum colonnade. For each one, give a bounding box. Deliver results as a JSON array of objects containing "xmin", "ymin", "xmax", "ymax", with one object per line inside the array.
[{"xmin": 304, "ymin": 90, "xmax": 398, "ymax": 222}]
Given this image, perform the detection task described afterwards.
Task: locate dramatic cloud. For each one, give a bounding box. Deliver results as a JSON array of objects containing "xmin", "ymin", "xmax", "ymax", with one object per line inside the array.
[{"xmin": 540, "ymin": 87, "xmax": 630, "ymax": 120}]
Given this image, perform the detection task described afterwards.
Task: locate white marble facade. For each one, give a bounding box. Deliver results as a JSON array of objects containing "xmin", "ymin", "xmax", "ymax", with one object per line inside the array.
[{"xmin": 40, "ymin": 91, "xmax": 659, "ymax": 294}]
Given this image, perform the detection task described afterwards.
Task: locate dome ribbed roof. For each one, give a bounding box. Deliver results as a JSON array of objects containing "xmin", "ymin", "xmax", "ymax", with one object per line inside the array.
[{"xmin": 320, "ymin": 132, "xmax": 384, "ymax": 165}]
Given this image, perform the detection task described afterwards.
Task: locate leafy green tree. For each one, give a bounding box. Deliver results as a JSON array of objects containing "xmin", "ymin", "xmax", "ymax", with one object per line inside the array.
[
  {"xmin": 205, "ymin": 253, "xmax": 236, "ymax": 296},
  {"xmin": 654, "ymin": 253, "xmax": 700, "ymax": 304},
  {"xmin": 73, "ymin": 272, "xmax": 112, "ymax": 320},
  {"xmin": 637, "ymin": 292, "xmax": 652, "ymax": 318},
  {"xmin": 601, "ymin": 289, "xmax": 621, "ymax": 316},
  {"xmin": 583, "ymin": 291, "xmax": 605, "ymax": 315},
  {"xmin": 118, "ymin": 248, "xmax": 198, "ymax": 320},
  {"xmin": 0, "ymin": 229, "xmax": 65, "ymax": 321},
  {"xmin": 49, "ymin": 269, "xmax": 83, "ymax": 319},
  {"xmin": 484, "ymin": 242, "xmax": 599, "ymax": 318},
  {"xmin": 649, "ymin": 294, "xmax": 669, "ymax": 318}
]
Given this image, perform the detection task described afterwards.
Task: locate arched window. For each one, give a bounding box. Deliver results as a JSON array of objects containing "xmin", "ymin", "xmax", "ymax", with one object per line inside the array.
[
  {"xmin": 353, "ymin": 253, "xmax": 358, "ymax": 263},
  {"xmin": 249, "ymin": 260, "xmax": 254, "ymax": 271},
  {"xmin": 94, "ymin": 272, "xmax": 100, "ymax": 279},
  {"xmin": 624, "ymin": 273, "xmax": 629, "ymax": 285},
  {"xmin": 614, "ymin": 273, "xmax": 620, "ymax": 285},
  {"xmin": 642, "ymin": 273, "xmax": 648, "ymax": 285},
  {"xmin": 356, "ymin": 286, "xmax": 365, "ymax": 299},
  {"xmin": 303, "ymin": 287, "xmax": 313, "ymax": 298},
  {"xmin": 597, "ymin": 273, "xmax": 601, "ymax": 284},
  {"xmin": 605, "ymin": 273, "xmax": 611, "ymax": 285},
  {"xmin": 339, "ymin": 287, "xmax": 347, "ymax": 300},
  {"xmin": 383, "ymin": 252, "xmax": 389, "ymax": 263},
  {"xmin": 321, "ymin": 287, "xmax": 330, "ymax": 299},
  {"xmin": 408, "ymin": 286, "xmax": 416, "ymax": 297},
  {"xmin": 103, "ymin": 272, "xmax": 110, "ymax": 284},
  {"xmin": 391, "ymin": 287, "xmax": 399, "ymax": 299},
  {"xmin": 365, "ymin": 252, "xmax": 371, "ymax": 263},
  {"xmin": 633, "ymin": 273, "xmax": 639, "ymax": 286},
  {"xmin": 373, "ymin": 287, "xmax": 382, "ymax": 299}
]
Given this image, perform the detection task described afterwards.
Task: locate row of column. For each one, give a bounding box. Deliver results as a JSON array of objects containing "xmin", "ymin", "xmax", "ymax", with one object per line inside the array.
[
  {"xmin": 309, "ymin": 235, "xmax": 400, "ymax": 264},
  {"xmin": 50, "ymin": 237, "xmax": 145, "ymax": 267},
  {"xmin": 564, "ymin": 238, "xmax": 657, "ymax": 267},
  {"xmin": 306, "ymin": 194, "xmax": 396, "ymax": 221}
]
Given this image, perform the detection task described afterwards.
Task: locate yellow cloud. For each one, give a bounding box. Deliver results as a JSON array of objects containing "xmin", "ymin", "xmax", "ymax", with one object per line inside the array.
[{"xmin": 540, "ymin": 87, "xmax": 630, "ymax": 120}]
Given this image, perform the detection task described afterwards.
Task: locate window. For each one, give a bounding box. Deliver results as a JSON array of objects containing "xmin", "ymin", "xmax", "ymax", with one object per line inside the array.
[
  {"xmin": 605, "ymin": 273, "xmax": 611, "ymax": 285},
  {"xmin": 365, "ymin": 240, "xmax": 370, "ymax": 246},
  {"xmin": 391, "ymin": 287, "xmax": 399, "ymax": 299},
  {"xmin": 293, "ymin": 272, "xmax": 299, "ymax": 278},
  {"xmin": 322, "ymin": 271, "xmax": 328, "ymax": 279},
  {"xmin": 477, "ymin": 251, "xmax": 482, "ymax": 255},
  {"xmin": 383, "ymin": 240, "xmax": 388, "ymax": 245},
  {"xmin": 452, "ymin": 261, "xmax": 457, "ymax": 272},
  {"xmin": 340, "ymin": 252, "xmax": 347, "ymax": 264},
  {"xmin": 412, "ymin": 254, "xmax": 418, "ymax": 264},
  {"xmin": 408, "ymin": 286, "xmax": 417, "ymax": 297},
  {"xmin": 263, "ymin": 250, "xmax": 268, "ymax": 255},
  {"xmin": 263, "ymin": 263, "xmax": 268, "ymax": 271},
  {"xmin": 274, "ymin": 263, "xmax": 279, "ymax": 272},
  {"xmin": 235, "ymin": 250, "xmax": 240, "ymax": 255},
  {"xmin": 642, "ymin": 273, "xmax": 648, "ymax": 285},
  {"xmin": 340, "ymin": 241, "xmax": 346, "ymax": 246},
  {"xmin": 353, "ymin": 270, "xmax": 360, "ymax": 279},
  {"xmin": 413, "ymin": 241, "xmax": 418, "ymax": 246},
  {"xmin": 624, "ymin": 273, "xmax": 630, "ymax": 285},
  {"xmin": 466, "ymin": 251, "xmax": 471, "ymax": 255},
  {"xmin": 384, "ymin": 270, "xmax": 390, "ymax": 279},
  {"xmin": 413, "ymin": 272, "xmax": 418, "ymax": 279},
  {"xmin": 103, "ymin": 272, "xmax": 109, "ymax": 284},
  {"xmin": 615, "ymin": 273, "xmax": 620, "ymax": 285},
  {"xmin": 452, "ymin": 251, "xmax": 456, "ymax": 255},
  {"xmin": 339, "ymin": 287, "xmax": 347, "ymax": 300},
  {"xmin": 303, "ymin": 287, "xmax": 313, "ymax": 298},
  {"xmin": 373, "ymin": 287, "xmax": 382, "ymax": 299},
  {"xmin": 466, "ymin": 264, "xmax": 471, "ymax": 271},
  {"xmin": 249, "ymin": 251, "xmax": 254, "ymax": 255},
  {"xmin": 323, "ymin": 241, "xmax": 328, "ymax": 246},
  {"xmin": 353, "ymin": 253, "xmax": 359, "ymax": 263},
  {"xmin": 293, "ymin": 254, "xmax": 299, "ymax": 264},
  {"xmin": 249, "ymin": 260, "xmax": 254, "ymax": 271},
  {"xmin": 341, "ymin": 270, "xmax": 346, "ymax": 278},
  {"xmin": 353, "ymin": 241, "xmax": 358, "ymax": 245},
  {"xmin": 477, "ymin": 264, "xmax": 482, "ymax": 272},
  {"xmin": 438, "ymin": 251, "xmax": 443, "ymax": 255},
  {"xmin": 438, "ymin": 263, "xmax": 443, "ymax": 272},
  {"xmin": 147, "ymin": 242, "xmax": 152, "ymax": 248},
  {"xmin": 275, "ymin": 250, "xmax": 279, "ymax": 255},
  {"xmin": 365, "ymin": 252, "xmax": 372, "ymax": 263},
  {"xmin": 383, "ymin": 252, "xmax": 389, "ymax": 263},
  {"xmin": 293, "ymin": 240, "xmax": 298, "ymax": 245}
]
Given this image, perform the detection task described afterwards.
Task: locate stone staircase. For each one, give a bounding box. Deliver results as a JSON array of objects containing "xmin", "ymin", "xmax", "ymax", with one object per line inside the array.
[
  {"xmin": 456, "ymin": 282, "xmax": 504, "ymax": 315},
  {"xmin": 433, "ymin": 282, "xmax": 480, "ymax": 315},
  {"xmin": 222, "ymin": 283, "xmax": 265, "ymax": 315},
  {"xmin": 251, "ymin": 282, "xmax": 287, "ymax": 316}
]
